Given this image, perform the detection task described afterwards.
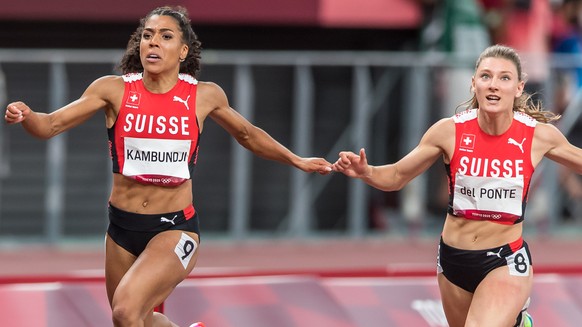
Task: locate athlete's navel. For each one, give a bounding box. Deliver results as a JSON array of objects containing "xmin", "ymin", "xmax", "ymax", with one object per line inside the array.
[{"xmin": 472, "ymin": 235, "xmax": 478, "ymax": 243}]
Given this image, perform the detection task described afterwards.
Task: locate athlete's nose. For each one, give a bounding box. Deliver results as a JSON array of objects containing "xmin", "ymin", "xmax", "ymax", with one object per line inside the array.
[
  {"xmin": 149, "ymin": 33, "xmax": 161, "ymax": 47},
  {"xmin": 488, "ymin": 77, "xmax": 499, "ymax": 90}
]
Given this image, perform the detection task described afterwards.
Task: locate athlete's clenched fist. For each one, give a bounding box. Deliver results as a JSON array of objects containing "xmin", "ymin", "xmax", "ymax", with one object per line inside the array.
[{"xmin": 4, "ymin": 102, "xmax": 29, "ymax": 124}]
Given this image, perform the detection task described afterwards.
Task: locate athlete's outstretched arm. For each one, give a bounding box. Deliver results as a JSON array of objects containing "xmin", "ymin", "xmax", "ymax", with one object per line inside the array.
[
  {"xmin": 4, "ymin": 75, "xmax": 120, "ymax": 139},
  {"xmin": 333, "ymin": 118, "xmax": 452, "ymax": 191},
  {"xmin": 534, "ymin": 122, "xmax": 582, "ymax": 174},
  {"xmin": 199, "ymin": 81, "xmax": 332, "ymax": 175}
]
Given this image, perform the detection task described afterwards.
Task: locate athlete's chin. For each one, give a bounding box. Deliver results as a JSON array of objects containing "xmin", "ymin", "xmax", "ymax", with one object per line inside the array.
[
  {"xmin": 141, "ymin": 63, "xmax": 166, "ymax": 75},
  {"xmin": 480, "ymin": 104, "xmax": 509, "ymax": 115}
]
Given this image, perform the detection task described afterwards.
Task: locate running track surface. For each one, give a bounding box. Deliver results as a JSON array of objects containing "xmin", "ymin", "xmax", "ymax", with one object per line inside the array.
[{"xmin": 0, "ymin": 236, "xmax": 581, "ymax": 326}]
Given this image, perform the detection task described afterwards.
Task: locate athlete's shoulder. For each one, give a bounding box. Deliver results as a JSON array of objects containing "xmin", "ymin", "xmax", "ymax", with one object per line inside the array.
[
  {"xmin": 92, "ymin": 75, "xmax": 124, "ymax": 85},
  {"xmin": 423, "ymin": 117, "xmax": 455, "ymax": 146},
  {"xmin": 196, "ymin": 80, "xmax": 220, "ymax": 90},
  {"xmin": 196, "ymin": 81, "xmax": 227, "ymax": 99},
  {"xmin": 534, "ymin": 121, "xmax": 564, "ymax": 144},
  {"xmin": 87, "ymin": 75, "xmax": 124, "ymax": 96}
]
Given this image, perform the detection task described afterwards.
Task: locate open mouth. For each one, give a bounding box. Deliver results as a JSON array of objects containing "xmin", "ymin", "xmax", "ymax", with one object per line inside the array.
[{"xmin": 146, "ymin": 54, "xmax": 161, "ymax": 62}]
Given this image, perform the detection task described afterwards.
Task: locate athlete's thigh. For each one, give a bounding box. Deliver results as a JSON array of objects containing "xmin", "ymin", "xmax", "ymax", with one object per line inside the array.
[
  {"xmin": 437, "ymin": 273, "xmax": 473, "ymax": 327},
  {"xmin": 105, "ymin": 234, "xmax": 137, "ymax": 305},
  {"xmin": 466, "ymin": 265, "xmax": 533, "ymax": 327},
  {"xmin": 115, "ymin": 230, "xmax": 200, "ymax": 310}
]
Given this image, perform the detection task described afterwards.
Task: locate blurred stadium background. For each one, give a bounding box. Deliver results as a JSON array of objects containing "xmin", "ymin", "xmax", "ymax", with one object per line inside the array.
[{"xmin": 1, "ymin": 0, "xmax": 582, "ymax": 326}]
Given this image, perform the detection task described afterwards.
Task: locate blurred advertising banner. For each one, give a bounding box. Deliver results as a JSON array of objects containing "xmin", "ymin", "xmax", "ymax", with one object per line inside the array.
[{"xmin": 0, "ymin": 0, "xmax": 421, "ymax": 28}]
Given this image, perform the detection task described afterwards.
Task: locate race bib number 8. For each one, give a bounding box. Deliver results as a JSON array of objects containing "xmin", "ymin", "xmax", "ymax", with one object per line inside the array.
[{"xmin": 505, "ymin": 247, "xmax": 531, "ymax": 277}]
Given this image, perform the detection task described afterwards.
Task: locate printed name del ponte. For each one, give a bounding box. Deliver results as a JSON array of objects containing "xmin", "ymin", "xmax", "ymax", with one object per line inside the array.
[{"xmin": 459, "ymin": 186, "xmax": 518, "ymax": 199}]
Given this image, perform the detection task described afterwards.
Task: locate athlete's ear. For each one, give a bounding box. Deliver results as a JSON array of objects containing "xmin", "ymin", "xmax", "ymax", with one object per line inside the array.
[
  {"xmin": 515, "ymin": 80, "xmax": 525, "ymax": 98},
  {"xmin": 180, "ymin": 45, "xmax": 189, "ymax": 62}
]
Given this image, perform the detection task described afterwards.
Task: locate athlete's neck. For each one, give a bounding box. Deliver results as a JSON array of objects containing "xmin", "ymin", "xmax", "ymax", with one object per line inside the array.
[
  {"xmin": 477, "ymin": 110, "xmax": 513, "ymax": 135},
  {"xmin": 142, "ymin": 72, "xmax": 179, "ymax": 94}
]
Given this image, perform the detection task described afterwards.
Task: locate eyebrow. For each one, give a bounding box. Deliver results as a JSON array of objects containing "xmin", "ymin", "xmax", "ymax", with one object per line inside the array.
[
  {"xmin": 143, "ymin": 27, "xmax": 175, "ymax": 33},
  {"xmin": 478, "ymin": 68, "xmax": 514, "ymax": 75}
]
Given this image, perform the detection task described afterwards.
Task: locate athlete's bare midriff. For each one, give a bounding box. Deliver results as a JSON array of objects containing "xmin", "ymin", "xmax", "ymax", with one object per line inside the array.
[
  {"xmin": 441, "ymin": 213, "xmax": 523, "ymax": 250},
  {"xmin": 109, "ymin": 174, "xmax": 193, "ymax": 214}
]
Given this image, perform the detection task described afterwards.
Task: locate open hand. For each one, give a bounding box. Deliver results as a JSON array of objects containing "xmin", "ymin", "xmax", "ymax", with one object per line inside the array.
[{"xmin": 332, "ymin": 148, "xmax": 371, "ymax": 178}]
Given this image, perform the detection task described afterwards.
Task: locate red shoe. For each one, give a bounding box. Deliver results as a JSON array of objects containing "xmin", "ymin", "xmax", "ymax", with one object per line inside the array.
[{"xmin": 189, "ymin": 323, "xmax": 206, "ymax": 327}]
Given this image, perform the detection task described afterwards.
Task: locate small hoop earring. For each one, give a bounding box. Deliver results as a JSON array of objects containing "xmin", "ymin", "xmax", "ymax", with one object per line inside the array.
[{"xmin": 179, "ymin": 58, "xmax": 185, "ymax": 62}]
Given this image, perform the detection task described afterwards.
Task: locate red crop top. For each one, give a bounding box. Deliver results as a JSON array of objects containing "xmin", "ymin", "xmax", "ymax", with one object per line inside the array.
[
  {"xmin": 108, "ymin": 73, "xmax": 200, "ymax": 186},
  {"xmin": 446, "ymin": 109, "xmax": 537, "ymax": 224}
]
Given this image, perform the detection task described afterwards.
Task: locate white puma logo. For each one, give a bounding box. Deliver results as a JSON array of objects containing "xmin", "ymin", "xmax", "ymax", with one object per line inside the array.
[
  {"xmin": 173, "ymin": 95, "xmax": 190, "ymax": 110},
  {"xmin": 486, "ymin": 247, "xmax": 503, "ymax": 258},
  {"xmin": 507, "ymin": 137, "xmax": 525, "ymax": 153},
  {"xmin": 160, "ymin": 215, "xmax": 178, "ymax": 225}
]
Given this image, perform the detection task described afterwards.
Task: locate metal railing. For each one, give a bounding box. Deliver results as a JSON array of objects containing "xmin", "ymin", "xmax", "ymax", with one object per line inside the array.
[{"xmin": 0, "ymin": 48, "xmax": 581, "ymax": 243}]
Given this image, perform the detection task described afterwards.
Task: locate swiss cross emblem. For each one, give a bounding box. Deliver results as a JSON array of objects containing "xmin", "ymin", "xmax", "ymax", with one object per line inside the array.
[
  {"xmin": 460, "ymin": 133, "xmax": 475, "ymax": 150},
  {"xmin": 126, "ymin": 91, "xmax": 141, "ymax": 106}
]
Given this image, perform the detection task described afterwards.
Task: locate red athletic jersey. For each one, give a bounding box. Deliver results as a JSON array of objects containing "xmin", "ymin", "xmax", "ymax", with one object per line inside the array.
[
  {"xmin": 108, "ymin": 73, "xmax": 200, "ymax": 186},
  {"xmin": 446, "ymin": 109, "xmax": 537, "ymax": 224}
]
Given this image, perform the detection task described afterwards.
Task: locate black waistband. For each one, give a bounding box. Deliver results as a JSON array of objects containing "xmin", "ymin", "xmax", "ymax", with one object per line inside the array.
[
  {"xmin": 439, "ymin": 237, "xmax": 527, "ymax": 264},
  {"xmin": 108, "ymin": 202, "xmax": 196, "ymax": 232}
]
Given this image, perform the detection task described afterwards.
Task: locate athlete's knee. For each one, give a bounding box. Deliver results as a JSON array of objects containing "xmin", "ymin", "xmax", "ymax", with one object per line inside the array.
[
  {"xmin": 111, "ymin": 294, "xmax": 149, "ymax": 326},
  {"xmin": 111, "ymin": 302, "xmax": 144, "ymax": 326}
]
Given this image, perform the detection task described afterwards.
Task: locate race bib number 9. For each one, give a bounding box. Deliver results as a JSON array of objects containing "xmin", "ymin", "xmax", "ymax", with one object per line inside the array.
[{"xmin": 174, "ymin": 232, "xmax": 198, "ymax": 269}]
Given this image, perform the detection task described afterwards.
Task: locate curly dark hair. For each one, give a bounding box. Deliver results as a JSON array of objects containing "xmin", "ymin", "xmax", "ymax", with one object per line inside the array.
[{"xmin": 117, "ymin": 6, "xmax": 202, "ymax": 77}]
